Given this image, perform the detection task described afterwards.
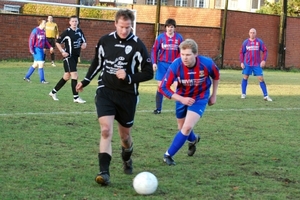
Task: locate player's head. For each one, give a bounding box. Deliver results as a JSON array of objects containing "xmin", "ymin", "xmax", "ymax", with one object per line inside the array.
[
  {"xmin": 47, "ymin": 15, "xmax": 53, "ymax": 22},
  {"xmin": 69, "ymin": 15, "xmax": 79, "ymax": 29},
  {"xmin": 165, "ymin": 18, "xmax": 176, "ymax": 28},
  {"xmin": 179, "ymin": 39, "xmax": 198, "ymax": 68},
  {"xmin": 249, "ymin": 28, "xmax": 257, "ymax": 40},
  {"xmin": 37, "ymin": 19, "xmax": 46, "ymax": 29},
  {"xmin": 115, "ymin": 9, "xmax": 135, "ymax": 39}
]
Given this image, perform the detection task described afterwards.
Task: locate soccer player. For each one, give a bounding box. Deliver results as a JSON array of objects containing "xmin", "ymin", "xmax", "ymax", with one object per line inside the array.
[
  {"xmin": 45, "ymin": 15, "xmax": 59, "ymax": 67},
  {"xmin": 160, "ymin": 39, "xmax": 220, "ymax": 165},
  {"xmin": 49, "ymin": 16, "xmax": 87, "ymax": 103},
  {"xmin": 75, "ymin": 9, "xmax": 153, "ymax": 185},
  {"xmin": 151, "ymin": 18, "xmax": 183, "ymax": 114},
  {"xmin": 23, "ymin": 19, "xmax": 53, "ymax": 84},
  {"xmin": 240, "ymin": 28, "xmax": 272, "ymax": 101}
]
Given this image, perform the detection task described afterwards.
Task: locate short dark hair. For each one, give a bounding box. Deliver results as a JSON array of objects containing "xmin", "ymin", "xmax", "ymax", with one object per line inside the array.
[
  {"xmin": 115, "ymin": 9, "xmax": 135, "ymax": 23},
  {"xmin": 165, "ymin": 18, "xmax": 176, "ymax": 27}
]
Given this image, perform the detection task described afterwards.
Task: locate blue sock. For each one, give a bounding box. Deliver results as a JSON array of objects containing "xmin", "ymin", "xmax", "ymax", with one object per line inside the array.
[
  {"xmin": 155, "ymin": 91, "xmax": 163, "ymax": 111},
  {"xmin": 187, "ymin": 130, "xmax": 196, "ymax": 142},
  {"xmin": 241, "ymin": 79, "xmax": 248, "ymax": 94},
  {"xmin": 166, "ymin": 131, "xmax": 188, "ymax": 157},
  {"xmin": 260, "ymin": 81, "xmax": 268, "ymax": 97},
  {"xmin": 25, "ymin": 66, "xmax": 35, "ymax": 79},
  {"xmin": 38, "ymin": 68, "xmax": 45, "ymax": 82}
]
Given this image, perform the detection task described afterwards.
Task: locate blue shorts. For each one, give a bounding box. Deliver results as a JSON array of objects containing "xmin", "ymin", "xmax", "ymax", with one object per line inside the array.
[
  {"xmin": 242, "ymin": 65, "xmax": 263, "ymax": 76},
  {"xmin": 155, "ymin": 62, "xmax": 171, "ymax": 81},
  {"xmin": 32, "ymin": 47, "xmax": 45, "ymax": 61},
  {"xmin": 175, "ymin": 99, "xmax": 208, "ymax": 118}
]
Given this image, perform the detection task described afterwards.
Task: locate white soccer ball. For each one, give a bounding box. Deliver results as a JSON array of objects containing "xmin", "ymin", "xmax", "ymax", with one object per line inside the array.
[{"xmin": 133, "ymin": 171, "xmax": 158, "ymax": 195}]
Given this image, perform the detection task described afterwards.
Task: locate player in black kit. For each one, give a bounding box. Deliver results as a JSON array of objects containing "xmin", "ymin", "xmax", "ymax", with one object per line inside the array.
[
  {"xmin": 49, "ymin": 15, "xmax": 87, "ymax": 103},
  {"xmin": 76, "ymin": 9, "xmax": 153, "ymax": 186}
]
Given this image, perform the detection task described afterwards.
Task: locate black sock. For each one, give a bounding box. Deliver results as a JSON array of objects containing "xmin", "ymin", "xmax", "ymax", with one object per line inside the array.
[
  {"xmin": 98, "ymin": 153, "xmax": 111, "ymax": 176},
  {"xmin": 71, "ymin": 79, "xmax": 78, "ymax": 98},
  {"xmin": 121, "ymin": 143, "xmax": 133, "ymax": 162},
  {"xmin": 54, "ymin": 78, "xmax": 67, "ymax": 92}
]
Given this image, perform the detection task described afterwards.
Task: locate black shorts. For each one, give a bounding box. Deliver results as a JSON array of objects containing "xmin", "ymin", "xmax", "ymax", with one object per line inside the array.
[
  {"xmin": 95, "ymin": 87, "xmax": 138, "ymax": 128},
  {"xmin": 46, "ymin": 38, "xmax": 56, "ymax": 48},
  {"xmin": 63, "ymin": 55, "xmax": 79, "ymax": 72}
]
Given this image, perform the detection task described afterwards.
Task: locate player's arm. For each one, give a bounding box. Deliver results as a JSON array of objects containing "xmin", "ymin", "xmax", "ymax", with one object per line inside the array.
[
  {"xmin": 151, "ymin": 38, "xmax": 160, "ymax": 71},
  {"xmin": 56, "ymin": 30, "xmax": 68, "ymax": 56},
  {"xmin": 208, "ymin": 62, "xmax": 220, "ymax": 106},
  {"xmin": 79, "ymin": 40, "xmax": 104, "ymax": 90},
  {"xmin": 28, "ymin": 29, "xmax": 36, "ymax": 54},
  {"xmin": 260, "ymin": 40, "xmax": 268, "ymax": 67},
  {"xmin": 80, "ymin": 30, "xmax": 87, "ymax": 49},
  {"xmin": 239, "ymin": 41, "xmax": 246, "ymax": 68}
]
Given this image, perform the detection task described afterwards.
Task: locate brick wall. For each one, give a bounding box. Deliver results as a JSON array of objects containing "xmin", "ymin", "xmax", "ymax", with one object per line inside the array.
[{"xmin": 1, "ymin": 8, "xmax": 300, "ymax": 68}]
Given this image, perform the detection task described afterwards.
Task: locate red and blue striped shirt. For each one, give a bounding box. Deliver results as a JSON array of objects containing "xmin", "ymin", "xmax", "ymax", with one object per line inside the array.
[
  {"xmin": 151, "ymin": 32, "xmax": 183, "ymax": 64},
  {"xmin": 240, "ymin": 38, "xmax": 268, "ymax": 67},
  {"xmin": 159, "ymin": 56, "xmax": 220, "ymax": 101},
  {"xmin": 29, "ymin": 27, "xmax": 51, "ymax": 54}
]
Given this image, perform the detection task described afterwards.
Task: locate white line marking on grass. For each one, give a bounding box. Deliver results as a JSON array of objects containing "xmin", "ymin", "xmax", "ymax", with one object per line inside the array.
[{"xmin": 0, "ymin": 107, "xmax": 300, "ymax": 117}]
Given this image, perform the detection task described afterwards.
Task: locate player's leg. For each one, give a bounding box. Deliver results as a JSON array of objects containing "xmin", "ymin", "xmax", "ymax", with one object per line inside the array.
[
  {"xmin": 116, "ymin": 93, "xmax": 137, "ymax": 174},
  {"xmin": 153, "ymin": 62, "xmax": 168, "ymax": 114},
  {"xmin": 68, "ymin": 56, "xmax": 86, "ymax": 103},
  {"xmin": 94, "ymin": 88, "xmax": 116, "ymax": 185},
  {"xmin": 49, "ymin": 59, "xmax": 70, "ymax": 101},
  {"xmin": 50, "ymin": 39, "xmax": 56, "ymax": 66},
  {"xmin": 24, "ymin": 61, "xmax": 37, "ymax": 82},
  {"xmin": 254, "ymin": 67, "xmax": 272, "ymax": 101},
  {"xmin": 241, "ymin": 65, "xmax": 251, "ymax": 98}
]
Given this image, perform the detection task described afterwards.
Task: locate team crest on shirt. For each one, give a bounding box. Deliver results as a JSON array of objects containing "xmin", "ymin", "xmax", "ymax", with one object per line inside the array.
[
  {"xmin": 125, "ymin": 45, "xmax": 132, "ymax": 54},
  {"xmin": 199, "ymin": 70, "xmax": 205, "ymax": 78}
]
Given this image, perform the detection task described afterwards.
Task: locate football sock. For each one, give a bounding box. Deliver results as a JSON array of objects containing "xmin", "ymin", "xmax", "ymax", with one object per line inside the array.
[
  {"xmin": 260, "ymin": 81, "xmax": 268, "ymax": 97},
  {"xmin": 51, "ymin": 53, "xmax": 55, "ymax": 61},
  {"xmin": 121, "ymin": 143, "xmax": 133, "ymax": 161},
  {"xmin": 54, "ymin": 78, "xmax": 67, "ymax": 92},
  {"xmin": 71, "ymin": 79, "xmax": 78, "ymax": 98},
  {"xmin": 99, "ymin": 153, "xmax": 111, "ymax": 176},
  {"xmin": 25, "ymin": 66, "xmax": 35, "ymax": 79},
  {"xmin": 38, "ymin": 68, "xmax": 45, "ymax": 82},
  {"xmin": 241, "ymin": 78, "xmax": 248, "ymax": 94},
  {"xmin": 155, "ymin": 91, "xmax": 163, "ymax": 111},
  {"xmin": 187, "ymin": 130, "xmax": 196, "ymax": 142},
  {"xmin": 167, "ymin": 131, "xmax": 188, "ymax": 157}
]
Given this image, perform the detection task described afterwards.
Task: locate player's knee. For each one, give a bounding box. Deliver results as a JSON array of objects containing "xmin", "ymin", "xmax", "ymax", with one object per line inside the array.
[{"xmin": 101, "ymin": 129, "xmax": 111, "ymax": 139}]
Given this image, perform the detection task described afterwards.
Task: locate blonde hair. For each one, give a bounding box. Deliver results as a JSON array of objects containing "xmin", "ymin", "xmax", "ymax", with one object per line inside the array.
[{"xmin": 179, "ymin": 39, "xmax": 198, "ymax": 54}]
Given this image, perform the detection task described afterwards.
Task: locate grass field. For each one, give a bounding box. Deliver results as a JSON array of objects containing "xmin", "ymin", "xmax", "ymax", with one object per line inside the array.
[{"xmin": 0, "ymin": 61, "xmax": 300, "ymax": 200}]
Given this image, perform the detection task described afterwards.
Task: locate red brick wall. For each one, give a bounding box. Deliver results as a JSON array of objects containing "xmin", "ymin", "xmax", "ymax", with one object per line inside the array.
[{"xmin": 1, "ymin": 9, "xmax": 300, "ymax": 68}]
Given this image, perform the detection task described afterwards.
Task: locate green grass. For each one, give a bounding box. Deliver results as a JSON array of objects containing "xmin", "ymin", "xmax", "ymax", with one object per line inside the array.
[{"xmin": 0, "ymin": 61, "xmax": 300, "ymax": 200}]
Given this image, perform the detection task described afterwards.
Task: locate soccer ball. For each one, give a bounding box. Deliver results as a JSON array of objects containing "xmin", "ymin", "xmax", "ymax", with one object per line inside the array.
[{"xmin": 133, "ymin": 171, "xmax": 158, "ymax": 195}]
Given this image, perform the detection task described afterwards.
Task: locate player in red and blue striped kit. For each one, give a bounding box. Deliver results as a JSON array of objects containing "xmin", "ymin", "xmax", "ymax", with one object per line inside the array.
[
  {"xmin": 24, "ymin": 19, "xmax": 53, "ymax": 84},
  {"xmin": 159, "ymin": 39, "xmax": 220, "ymax": 165},
  {"xmin": 151, "ymin": 19, "xmax": 184, "ymax": 114},
  {"xmin": 239, "ymin": 28, "xmax": 272, "ymax": 101}
]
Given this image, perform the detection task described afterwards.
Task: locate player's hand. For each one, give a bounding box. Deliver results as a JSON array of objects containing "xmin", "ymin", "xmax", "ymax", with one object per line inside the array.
[
  {"xmin": 260, "ymin": 60, "xmax": 266, "ymax": 68},
  {"xmin": 81, "ymin": 43, "xmax": 87, "ymax": 50},
  {"xmin": 116, "ymin": 69, "xmax": 126, "ymax": 80},
  {"xmin": 241, "ymin": 63, "xmax": 245, "ymax": 69},
  {"xmin": 61, "ymin": 52, "xmax": 69, "ymax": 58},
  {"xmin": 180, "ymin": 97, "xmax": 195, "ymax": 106},
  {"xmin": 208, "ymin": 95, "xmax": 216, "ymax": 106},
  {"xmin": 152, "ymin": 64, "xmax": 157, "ymax": 72},
  {"xmin": 76, "ymin": 82, "xmax": 83, "ymax": 92}
]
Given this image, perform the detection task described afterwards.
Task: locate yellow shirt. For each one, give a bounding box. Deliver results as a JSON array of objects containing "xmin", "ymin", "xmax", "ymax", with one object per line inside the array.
[{"xmin": 45, "ymin": 22, "xmax": 59, "ymax": 38}]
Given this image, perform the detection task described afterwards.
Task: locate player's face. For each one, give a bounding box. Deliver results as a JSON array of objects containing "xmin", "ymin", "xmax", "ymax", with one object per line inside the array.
[
  {"xmin": 115, "ymin": 17, "xmax": 132, "ymax": 39},
  {"xmin": 249, "ymin": 29, "xmax": 256, "ymax": 39},
  {"xmin": 69, "ymin": 18, "xmax": 79, "ymax": 29},
  {"xmin": 180, "ymin": 48, "xmax": 197, "ymax": 68},
  {"xmin": 166, "ymin": 25, "xmax": 175, "ymax": 35},
  {"xmin": 48, "ymin": 16, "xmax": 53, "ymax": 22},
  {"xmin": 40, "ymin": 20, "xmax": 46, "ymax": 29}
]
